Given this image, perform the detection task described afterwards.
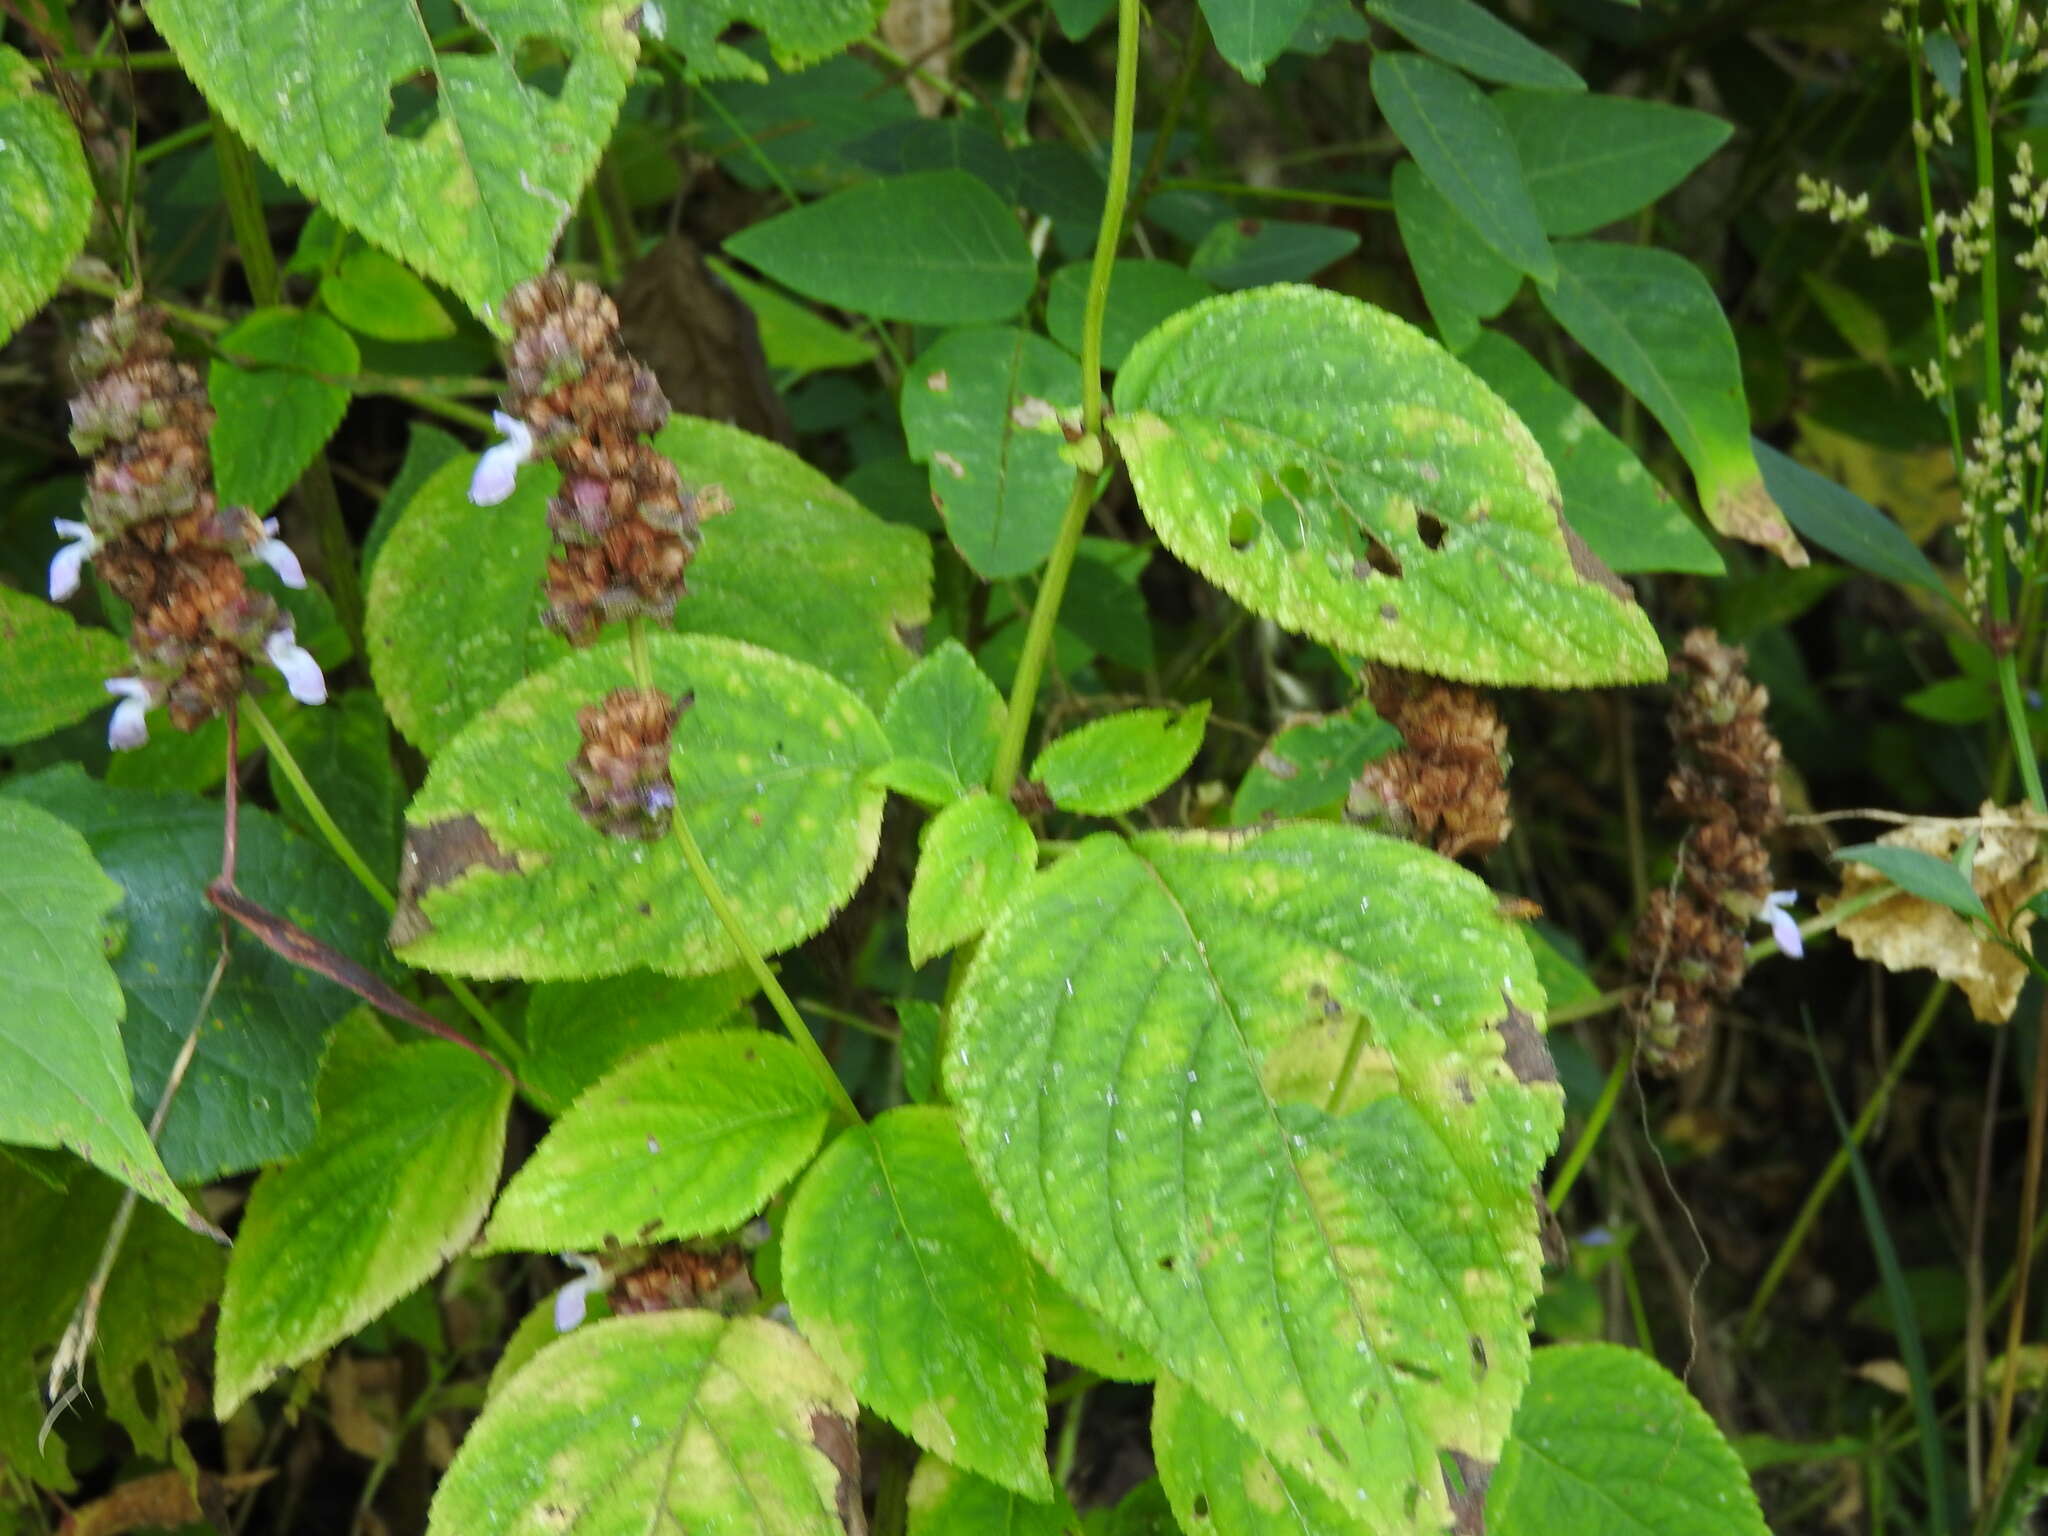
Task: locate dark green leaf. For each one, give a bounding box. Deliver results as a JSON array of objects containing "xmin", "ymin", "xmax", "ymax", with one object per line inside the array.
[
  {"xmin": 1046, "ymin": 260, "xmax": 1216, "ymax": 371},
  {"xmin": 898, "ymin": 998, "xmax": 942, "ymax": 1104},
  {"xmin": 1833, "ymin": 843, "xmax": 1987, "ymax": 922},
  {"xmin": 1365, "ymin": 0, "xmax": 1583, "ymax": 90},
  {"xmin": 270, "ymin": 690, "xmax": 400, "ymax": 890},
  {"xmin": 1753, "ymin": 440, "xmax": 1947, "ymax": 599},
  {"xmin": 210, "ymin": 308, "xmax": 358, "ymax": 515},
  {"xmin": 1495, "ymin": 91, "xmax": 1731, "ymax": 237},
  {"xmin": 846, "ymin": 118, "xmax": 1018, "ymax": 199},
  {"xmin": 1392, "ymin": 160, "xmax": 1520, "ymax": 350},
  {"xmin": 523, "ymin": 968, "xmax": 758, "ymax": 1109},
  {"xmin": 359, "ymin": 420, "xmax": 461, "ymax": 582},
  {"xmin": 1189, "ymin": 218, "xmax": 1361, "ymax": 289},
  {"xmin": 0, "ymin": 589, "xmax": 128, "ymax": 748},
  {"xmin": 1199, "ymin": 0, "xmax": 1317, "ymax": 82}
]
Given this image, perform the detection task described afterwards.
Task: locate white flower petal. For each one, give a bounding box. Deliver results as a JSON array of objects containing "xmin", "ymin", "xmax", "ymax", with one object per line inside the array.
[
  {"xmin": 104, "ymin": 678, "xmax": 153, "ymax": 751},
  {"xmin": 254, "ymin": 522, "xmax": 308, "ymax": 589},
  {"xmin": 47, "ymin": 520, "xmax": 99, "ymax": 601},
  {"xmin": 264, "ymin": 630, "xmax": 328, "ymax": 706},
  {"xmin": 553, "ymin": 1276, "xmax": 595, "ymax": 1333},
  {"xmin": 468, "ymin": 412, "xmax": 536, "ymax": 507},
  {"xmin": 1767, "ymin": 903, "xmax": 1804, "ymax": 959}
]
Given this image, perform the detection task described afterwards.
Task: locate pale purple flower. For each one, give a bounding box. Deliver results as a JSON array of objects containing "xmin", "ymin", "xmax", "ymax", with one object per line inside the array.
[
  {"xmin": 263, "ymin": 629, "xmax": 327, "ymax": 706},
  {"xmin": 1761, "ymin": 889, "xmax": 1803, "ymax": 958},
  {"xmin": 104, "ymin": 677, "xmax": 155, "ymax": 751},
  {"xmin": 468, "ymin": 411, "xmax": 534, "ymax": 506},
  {"xmin": 553, "ymin": 1253, "xmax": 606, "ymax": 1333},
  {"xmin": 48, "ymin": 519, "xmax": 100, "ymax": 602},
  {"xmin": 254, "ymin": 517, "xmax": 307, "ymax": 589}
]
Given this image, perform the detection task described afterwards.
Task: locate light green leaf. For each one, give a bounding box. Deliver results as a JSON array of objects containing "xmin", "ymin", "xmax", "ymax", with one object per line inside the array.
[
  {"xmin": 0, "ymin": 588, "xmax": 128, "ymax": 747},
  {"xmin": 786, "ymin": 1106, "xmax": 1050, "ymax": 1496},
  {"xmin": 1038, "ymin": 1269, "xmax": 1156, "ymax": 1381},
  {"xmin": 1365, "ymin": 0, "xmax": 1583, "ymax": 90},
  {"xmin": 524, "ymin": 967, "xmax": 758, "ymax": 1108},
  {"xmin": 1463, "ymin": 333, "xmax": 1723, "ymax": 576},
  {"xmin": 899, "ymin": 998, "xmax": 943, "ymax": 1104},
  {"xmin": 486, "ymin": 1030, "xmax": 831, "ymax": 1252},
  {"xmin": 213, "ymin": 1026, "xmax": 511, "ymax": 1416},
  {"xmin": 1110, "ymin": 286, "xmax": 1665, "ymax": 687},
  {"xmin": 210, "ymin": 308, "xmax": 358, "ymax": 515},
  {"xmin": 1487, "ymin": 1344, "xmax": 1768, "ymax": 1536},
  {"xmin": 361, "ymin": 420, "xmax": 462, "ymax": 581},
  {"xmin": 270, "ymin": 690, "xmax": 401, "ymax": 890},
  {"xmin": 907, "ymin": 792, "xmax": 1038, "ymax": 965},
  {"xmin": 1046, "ymin": 260, "xmax": 1215, "ymax": 372},
  {"xmin": 147, "ymin": 0, "xmax": 639, "ymax": 325},
  {"xmin": 1032, "ymin": 703, "xmax": 1209, "ymax": 816},
  {"xmin": 7, "ymin": 766, "xmax": 395, "ymax": 1182},
  {"xmin": 1834, "ymin": 843, "xmax": 1988, "ymax": 922},
  {"xmin": 1198, "ymin": 0, "xmax": 1317, "ymax": 83},
  {"xmin": 1153, "ymin": 1374, "xmax": 1373, "ymax": 1534},
  {"xmin": 658, "ymin": 0, "xmax": 887, "ymax": 81},
  {"xmin": 428, "ymin": 1312, "xmax": 860, "ymax": 1536},
  {"xmin": 880, "ymin": 640, "xmax": 1007, "ymax": 807},
  {"xmin": 1753, "ymin": 441, "xmax": 1946, "ymax": 599},
  {"xmin": 1228, "ymin": 702, "xmax": 1401, "ymax": 826},
  {"xmin": 949, "ymin": 824, "xmax": 1562, "ymax": 1524},
  {"xmin": 725, "ymin": 171, "xmax": 1036, "ymax": 325},
  {"xmin": 392, "ymin": 634, "xmax": 888, "ymax": 980},
  {"xmin": 907, "ymin": 1457, "xmax": 1080, "ymax": 1536},
  {"xmin": 1084, "ymin": 1479, "xmax": 1178, "ymax": 1536},
  {"xmin": 0, "ymin": 47, "xmax": 92, "ymax": 346},
  {"xmin": 319, "ymin": 246, "xmax": 457, "ymax": 341},
  {"xmin": 1391, "ymin": 160, "xmax": 1520, "ymax": 352},
  {"xmin": 705, "ymin": 255, "xmax": 878, "ymax": 375},
  {"xmin": 901, "ymin": 327, "xmax": 1081, "ymax": 578},
  {"xmin": 1188, "ymin": 219, "xmax": 1360, "ymax": 290},
  {"xmin": 1495, "ymin": 92, "xmax": 1731, "ymax": 238},
  {"xmin": 0, "ymin": 798, "xmax": 203, "ymax": 1232},
  {"xmin": 1370, "ymin": 54, "xmax": 1554, "ymax": 282},
  {"xmin": 1539, "ymin": 242, "xmax": 1804, "ymax": 565}
]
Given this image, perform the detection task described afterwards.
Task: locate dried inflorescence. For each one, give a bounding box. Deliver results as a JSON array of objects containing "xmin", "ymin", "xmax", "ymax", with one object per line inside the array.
[
  {"xmin": 569, "ymin": 686, "xmax": 688, "ymax": 841},
  {"xmin": 608, "ymin": 1244, "xmax": 757, "ymax": 1318},
  {"xmin": 1348, "ymin": 668, "xmax": 1513, "ymax": 860},
  {"xmin": 55, "ymin": 302, "xmax": 323, "ymax": 748},
  {"xmin": 1628, "ymin": 629, "xmax": 1793, "ymax": 1076}
]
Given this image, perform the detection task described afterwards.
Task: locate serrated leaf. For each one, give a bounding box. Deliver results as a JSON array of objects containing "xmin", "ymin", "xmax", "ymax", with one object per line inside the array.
[
  {"xmin": 1463, "ymin": 332, "xmax": 1723, "ymax": 576},
  {"xmin": 1153, "ymin": 1373, "xmax": 1373, "ymax": 1533},
  {"xmin": 1392, "ymin": 160, "xmax": 1520, "ymax": 351},
  {"xmin": 0, "ymin": 798, "xmax": 201, "ymax": 1231},
  {"xmin": 908, "ymin": 792, "xmax": 1037, "ymax": 965},
  {"xmin": 1038, "ymin": 1269, "xmax": 1156, "ymax": 1381},
  {"xmin": 1032, "ymin": 703, "xmax": 1209, "ymax": 816},
  {"xmin": 210, "ymin": 308, "xmax": 358, "ymax": 515},
  {"xmin": 147, "ymin": 0, "xmax": 639, "ymax": 325},
  {"xmin": 1199, "ymin": 0, "xmax": 1317, "ymax": 82},
  {"xmin": 213, "ymin": 1028, "xmax": 511, "ymax": 1416},
  {"xmin": 428, "ymin": 1312, "xmax": 860, "ymax": 1536},
  {"xmin": 880, "ymin": 640, "xmax": 1007, "ymax": 807},
  {"xmin": 1228, "ymin": 702, "xmax": 1401, "ymax": 826},
  {"xmin": 392, "ymin": 634, "xmax": 888, "ymax": 980},
  {"xmin": 319, "ymin": 246, "xmax": 456, "ymax": 341},
  {"xmin": 1110, "ymin": 286, "xmax": 1665, "ymax": 687},
  {"xmin": 486, "ymin": 1030, "xmax": 831, "ymax": 1252},
  {"xmin": 1371, "ymin": 54, "xmax": 1554, "ymax": 283},
  {"xmin": 1365, "ymin": 0, "xmax": 1583, "ymax": 90},
  {"xmin": 1753, "ymin": 440, "xmax": 1945, "ymax": 599},
  {"xmin": 725, "ymin": 171, "xmax": 1036, "ymax": 325},
  {"xmin": 1539, "ymin": 242, "xmax": 1804, "ymax": 566},
  {"xmin": 1487, "ymin": 1344, "xmax": 1768, "ymax": 1536},
  {"xmin": 948, "ymin": 824, "xmax": 1562, "ymax": 1525},
  {"xmin": 898, "ymin": 998, "xmax": 943, "ymax": 1104},
  {"xmin": 786, "ymin": 1106, "xmax": 1049, "ymax": 1496},
  {"xmin": 1084, "ymin": 1479, "xmax": 1179, "ymax": 1536},
  {"xmin": 901, "ymin": 327, "xmax": 1081, "ymax": 578},
  {"xmin": 907, "ymin": 1457, "xmax": 1081, "ymax": 1535},
  {"xmin": 270, "ymin": 690, "xmax": 401, "ymax": 890},
  {"xmin": 524, "ymin": 967, "xmax": 758, "ymax": 1108},
  {"xmin": 0, "ymin": 45, "xmax": 91, "ymax": 345},
  {"xmin": 1046, "ymin": 260, "xmax": 1215, "ymax": 371},
  {"xmin": 1188, "ymin": 219, "xmax": 1360, "ymax": 290},
  {"xmin": 7, "ymin": 767, "xmax": 394, "ymax": 1182},
  {"xmin": 1494, "ymin": 92, "xmax": 1731, "ymax": 238},
  {"xmin": 659, "ymin": 0, "xmax": 887, "ymax": 81},
  {"xmin": 0, "ymin": 588, "xmax": 128, "ymax": 747}
]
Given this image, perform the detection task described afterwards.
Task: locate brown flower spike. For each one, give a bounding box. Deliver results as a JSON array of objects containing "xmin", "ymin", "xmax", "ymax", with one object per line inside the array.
[
  {"xmin": 1348, "ymin": 668, "xmax": 1513, "ymax": 860},
  {"xmin": 569, "ymin": 687, "xmax": 689, "ymax": 841}
]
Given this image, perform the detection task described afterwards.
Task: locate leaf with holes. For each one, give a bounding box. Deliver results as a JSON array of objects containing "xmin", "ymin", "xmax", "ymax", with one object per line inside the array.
[
  {"xmin": 901, "ymin": 327, "xmax": 1082, "ymax": 579},
  {"xmin": 880, "ymin": 640, "xmax": 1007, "ymax": 807},
  {"xmin": 660, "ymin": 0, "xmax": 890, "ymax": 81},
  {"xmin": 948, "ymin": 823, "xmax": 1563, "ymax": 1527},
  {"xmin": 908, "ymin": 793, "xmax": 1038, "ymax": 966},
  {"xmin": 0, "ymin": 589, "xmax": 128, "ymax": 748},
  {"xmin": 427, "ymin": 1312, "xmax": 861, "ymax": 1536},
  {"xmin": 0, "ymin": 46, "xmax": 92, "ymax": 347},
  {"xmin": 146, "ymin": 0, "xmax": 639, "ymax": 325},
  {"xmin": 1033, "ymin": 703, "xmax": 1209, "ymax": 816},
  {"xmin": 210, "ymin": 308, "xmax": 358, "ymax": 515},
  {"xmin": 785, "ymin": 1106, "xmax": 1049, "ymax": 1496},
  {"xmin": 1110, "ymin": 286, "xmax": 1664, "ymax": 687},
  {"xmin": 907, "ymin": 1458, "xmax": 1079, "ymax": 1535},
  {"xmin": 391, "ymin": 634, "xmax": 889, "ymax": 980},
  {"xmin": 1153, "ymin": 1373, "xmax": 1375, "ymax": 1533},
  {"xmin": 486, "ymin": 1030, "xmax": 832, "ymax": 1252}
]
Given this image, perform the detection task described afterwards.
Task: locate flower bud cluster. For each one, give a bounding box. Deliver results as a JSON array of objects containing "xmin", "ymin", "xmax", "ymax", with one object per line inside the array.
[
  {"xmin": 57, "ymin": 303, "xmax": 322, "ymax": 750},
  {"xmin": 569, "ymin": 686, "xmax": 689, "ymax": 841},
  {"xmin": 1347, "ymin": 668, "xmax": 1512, "ymax": 860}
]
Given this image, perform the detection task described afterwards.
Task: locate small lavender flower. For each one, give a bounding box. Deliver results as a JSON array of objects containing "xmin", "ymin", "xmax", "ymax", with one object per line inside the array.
[
  {"xmin": 253, "ymin": 517, "xmax": 307, "ymax": 589},
  {"xmin": 263, "ymin": 629, "xmax": 328, "ymax": 706},
  {"xmin": 552, "ymin": 1253, "xmax": 607, "ymax": 1333},
  {"xmin": 104, "ymin": 677, "xmax": 156, "ymax": 750},
  {"xmin": 1761, "ymin": 889, "xmax": 1803, "ymax": 958},
  {"xmin": 469, "ymin": 411, "xmax": 535, "ymax": 506},
  {"xmin": 48, "ymin": 519, "xmax": 100, "ymax": 602}
]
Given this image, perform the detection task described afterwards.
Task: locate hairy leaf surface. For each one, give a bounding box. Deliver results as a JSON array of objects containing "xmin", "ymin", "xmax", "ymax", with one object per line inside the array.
[
  {"xmin": 1153, "ymin": 1373, "xmax": 1372, "ymax": 1533},
  {"xmin": 210, "ymin": 308, "xmax": 357, "ymax": 514},
  {"xmin": 0, "ymin": 47, "xmax": 92, "ymax": 347},
  {"xmin": 1033, "ymin": 703, "xmax": 1209, "ymax": 816},
  {"xmin": 907, "ymin": 792, "xmax": 1037, "ymax": 964},
  {"xmin": 0, "ymin": 590, "xmax": 128, "ymax": 748},
  {"xmin": 880, "ymin": 640, "xmax": 1006, "ymax": 806}
]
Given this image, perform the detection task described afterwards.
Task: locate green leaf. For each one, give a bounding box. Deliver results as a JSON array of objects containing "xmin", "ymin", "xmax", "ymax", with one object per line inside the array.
[
  {"xmin": 881, "ymin": 640, "xmax": 1007, "ymax": 807},
  {"xmin": 1495, "ymin": 91, "xmax": 1731, "ymax": 238},
  {"xmin": 1228, "ymin": 702, "xmax": 1401, "ymax": 826},
  {"xmin": 1365, "ymin": 0, "xmax": 1583, "ymax": 90},
  {"xmin": 213, "ymin": 1025, "xmax": 511, "ymax": 1416},
  {"xmin": 319, "ymin": 246, "xmax": 457, "ymax": 341},
  {"xmin": 705, "ymin": 255, "xmax": 879, "ymax": 375},
  {"xmin": 1392, "ymin": 160, "xmax": 1520, "ymax": 351},
  {"xmin": 1753, "ymin": 441, "xmax": 1946, "ymax": 599},
  {"xmin": 210, "ymin": 308, "xmax": 358, "ymax": 515},
  {"xmin": 0, "ymin": 47, "xmax": 92, "ymax": 346},
  {"xmin": 428, "ymin": 1312, "xmax": 860, "ymax": 1536},
  {"xmin": 1487, "ymin": 1344, "xmax": 1767, "ymax": 1536},
  {"xmin": 702, "ymin": 52, "xmax": 915, "ymax": 194},
  {"xmin": 847, "ymin": 118, "xmax": 1019, "ymax": 197},
  {"xmin": 1834, "ymin": 844, "xmax": 1988, "ymax": 922},
  {"xmin": 147, "ymin": 0, "xmax": 638, "ymax": 325},
  {"xmin": 949, "ymin": 824, "xmax": 1562, "ymax": 1521},
  {"xmin": 1032, "ymin": 703, "xmax": 1209, "ymax": 816},
  {"xmin": 1084, "ymin": 1480, "xmax": 1178, "ymax": 1536},
  {"xmin": 1371, "ymin": 54, "xmax": 1555, "ymax": 283},
  {"xmin": 0, "ymin": 798, "xmax": 202, "ymax": 1232},
  {"xmin": 907, "ymin": 1457, "xmax": 1080, "ymax": 1536},
  {"xmin": 1539, "ymin": 242, "xmax": 1804, "ymax": 565},
  {"xmin": 1046, "ymin": 260, "xmax": 1216, "ymax": 372},
  {"xmin": 270, "ymin": 690, "xmax": 401, "ymax": 890},
  {"xmin": 7, "ymin": 767, "xmax": 394, "ymax": 1182},
  {"xmin": 524, "ymin": 967, "xmax": 758, "ymax": 1108},
  {"xmin": 1110, "ymin": 286, "xmax": 1665, "ymax": 687},
  {"xmin": 1037, "ymin": 1269, "xmax": 1157, "ymax": 1381},
  {"xmin": 92, "ymin": 1185, "xmax": 227, "ymax": 1462},
  {"xmin": 726, "ymin": 171, "xmax": 1036, "ymax": 325},
  {"xmin": 898, "ymin": 998, "xmax": 943, "ymax": 1104},
  {"xmin": 908, "ymin": 792, "xmax": 1038, "ymax": 965},
  {"xmin": 655, "ymin": 0, "xmax": 886, "ymax": 81},
  {"xmin": 1198, "ymin": 0, "xmax": 1317, "ymax": 83},
  {"xmin": 360, "ymin": 420, "xmax": 462, "ymax": 581},
  {"xmin": 486, "ymin": 1030, "xmax": 832, "ymax": 1252},
  {"xmin": 1463, "ymin": 333, "xmax": 1723, "ymax": 576},
  {"xmin": 392, "ymin": 634, "xmax": 889, "ymax": 980},
  {"xmin": 1903, "ymin": 676, "xmax": 1995, "ymax": 725},
  {"xmin": 901, "ymin": 327, "xmax": 1081, "ymax": 578},
  {"xmin": 786, "ymin": 1106, "xmax": 1049, "ymax": 1496},
  {"xmin": 0, "ymin": 589, "xmax": 128, "ymax": 748},
  {"xmin": 1188, "ymin": 219, "xmax": 1360, "ymax": 290},
  {"xmin": 1153, "ymin": 1373, "xmax": 1374, "ymax": 1534}
]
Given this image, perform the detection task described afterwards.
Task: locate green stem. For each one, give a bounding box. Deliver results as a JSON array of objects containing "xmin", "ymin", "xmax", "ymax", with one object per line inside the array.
[
  {"xmin": 212, "ymin": 119, "xmax": 280, "ymax": 307},
  {"xmin": 1545, "ymin": 1051, "xmax": 1628, "ymax": 1211},
  {"xmin": 1052, "ymin": 1381, "xmax": 1091, "ymax": 1492},
  {"xmin": 1132, "ymin": 11, "xmax": 1208, "ymax": 208}
]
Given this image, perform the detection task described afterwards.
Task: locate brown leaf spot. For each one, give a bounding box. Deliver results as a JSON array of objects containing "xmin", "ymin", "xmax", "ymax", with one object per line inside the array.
[
  {"xmin": 810, "ymin": 1410, "xmax": 867, "ymax": 1535},
  {"xmin": 1443, "ymin": 1451, "xmax": 1494, "ymax": 1535},
  {"xmin": 389, "ymin": 815, "xmax": 520, "ymax": 949},
  {"xmin": 1555, "ymin": 513, "xmax": 1634, "ymax": 602},
  {"xmin": 1496, "ymin": 1000, "xmax": 1557, "ymax": 1086}
]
